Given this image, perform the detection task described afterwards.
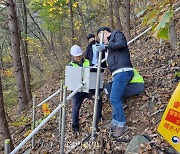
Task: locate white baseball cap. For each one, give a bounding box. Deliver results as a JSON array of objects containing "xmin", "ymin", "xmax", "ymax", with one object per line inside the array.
[{"xmin": 70, "ymin": 45, "xmax": 83, "ymax": 56}]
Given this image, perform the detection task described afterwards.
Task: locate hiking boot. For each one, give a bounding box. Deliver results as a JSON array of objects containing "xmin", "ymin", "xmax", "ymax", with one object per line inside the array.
[
  {"xmin": 112, "ymin": 125, "xmax": 127, "ymax": 138},
  {"xmin": 104, "ymin": 122, "xmax": 116, "ymax": 131}
]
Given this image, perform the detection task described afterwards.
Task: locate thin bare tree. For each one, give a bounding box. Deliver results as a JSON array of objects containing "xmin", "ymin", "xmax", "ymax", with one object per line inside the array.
[
  {"xmin": 0, "ymin": 73, "xmax": 14, "ymax": 151},
  {"xmin": 76, "ymin": 3, "xmax": 87, "ymax": 39},
  {"xmin": 6, "ymin": 0, "xmax": 28, "ymax": 111},
  {"xmin": 169, "ymin": 18, "xmax": 178, "ymax": 50},
  {"xmin": 114, "ymin": 0, "xmax": 123, "ymax": 31},
  {"xmin": 121, "ymin": 0, "xmax": 131, "ymax": 40},
  {"xmin": 69, "ymin": 0, "xmax": 75, "ymax": 45},
  {"xmin": 20, "ymin": 0, "xmax": 32, "ymax": 101},
  {"xmin": 108, "ymin": 0, "xmax": 114, "ymax": 29}
]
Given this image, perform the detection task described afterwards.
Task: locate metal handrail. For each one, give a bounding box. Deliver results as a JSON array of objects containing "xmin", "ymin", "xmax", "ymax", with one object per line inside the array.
[
  {"xmin": 10, "ymin": 103, "xmax": 63, "ymax": 154},
  {"xmin": 10, "ymin": 80, "xmax": 87, "ymax": 154},
  {"xmin": 36, "ymin": 89, "xmax": 61, "ymax": 107}
]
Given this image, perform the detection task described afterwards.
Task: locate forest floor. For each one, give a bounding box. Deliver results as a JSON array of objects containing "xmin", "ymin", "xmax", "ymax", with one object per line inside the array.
[{"xmin": 1, "ymin": 17, "xmax": 180, "ymax": 154}]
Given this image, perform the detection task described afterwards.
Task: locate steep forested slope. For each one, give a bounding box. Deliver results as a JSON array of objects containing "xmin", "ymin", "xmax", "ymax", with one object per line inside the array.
[{"xmin": 1, "ymin": 12, "xmax": 179, "ymax": 154}]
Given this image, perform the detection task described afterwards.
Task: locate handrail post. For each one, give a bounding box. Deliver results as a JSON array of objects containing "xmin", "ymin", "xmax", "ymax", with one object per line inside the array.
[
  {"xmin": 32, "ymin": 96, "xmax": 36, "ymax": 149},
  {"xmin": 60, "ymin": 86, "xmax": 67, "ymax": 154},
  {"xmin": 59, "ymin": 80, "xmax": 64, "ymax": 134},
  {"xmin": 92, "ymin": 31, "xmax": 104, "ymax": 141},
  {"xmin": 4, "ymin": 139, "xmax": 10, "ymax": 154}
]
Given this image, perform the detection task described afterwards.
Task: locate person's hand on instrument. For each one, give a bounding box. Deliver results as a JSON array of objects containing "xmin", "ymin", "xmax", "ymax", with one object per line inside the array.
[{"xmin": 96, "ymin": 43, "xmax": 107, "ymax": 52}]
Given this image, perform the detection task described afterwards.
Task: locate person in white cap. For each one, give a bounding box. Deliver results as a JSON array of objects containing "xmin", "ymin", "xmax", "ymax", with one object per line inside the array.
[
  {"xmin": 69, "ymin": 45, "xmax": 90, "ymax": 67},
  {"xmin": 69, "ymin": 45, "xmax": 103, "ymax": 133}
]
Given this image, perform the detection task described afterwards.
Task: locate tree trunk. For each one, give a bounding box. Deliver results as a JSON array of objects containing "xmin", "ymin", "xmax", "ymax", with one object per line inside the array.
[
  {"xmin": 69, "ymin": 0, "xmax": 75, "ymax": 45},
  {"xmin": 49, "ymin": 31, "xmax": 59, "ymax": 60},
  {"xmin": 122, "ymin": 0, "xmax": 131, "ymax": 41},
  {"xmin": 114, "ymin": 0, "xmax": 123, "ymax": 31},
  {"xmin": 85, "ymin": 0, "xmax": 93, "ymax": 32},
  {"xmin": 0, "ymin": 73, "xmax": 14, "ymax": 151},
  {"xmin": 21, "ymin": 0, "xmax": 32, "ymax": 101},
  {"xmin": 58, "ymin": 32, "xmax": 65, "ymax": 56},
  {"xmin": 0, "ymin": 45, "xmax": 4, "ymax": 70},
  {"xmin": 50, "ymin": 31, "xmax": 55, "ymax": 52},
  {"xmin": 77, "ymin": 3, "xmax": 87, "ymax": 39},
  {"xmin": 7, "ymin": 0, "xmax": 28, "ymax": 111},
  {"xmin": 169, "ymin": 18, "xmax": 178, "ymax": 50},
  {"xmin": 131, "ymin": 3, "xmax": 137, "ymax": 37},
  {"xmin": 108, "ymin": 0, "xmax": 114, "ymax": 29}
]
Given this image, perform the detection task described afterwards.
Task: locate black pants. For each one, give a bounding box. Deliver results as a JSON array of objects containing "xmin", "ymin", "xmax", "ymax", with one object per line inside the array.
[{"xmin": 71, "ymin": 90, "xmax": 102, "ymax": 129}]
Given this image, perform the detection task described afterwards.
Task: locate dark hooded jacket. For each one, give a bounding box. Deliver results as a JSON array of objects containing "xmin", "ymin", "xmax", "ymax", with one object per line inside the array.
[{"xmin": 106, "ymin": 30, "xmax": 133, "ymax": 73}]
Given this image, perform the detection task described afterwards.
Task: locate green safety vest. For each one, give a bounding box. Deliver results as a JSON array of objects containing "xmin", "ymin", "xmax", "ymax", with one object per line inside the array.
[
  {"xmin": 130, "ymin": 68, "xmax": 144, "ymax": 83},
  {"xmin": 70, "ymin": 59, "xmax": 90, "ymax": 67}
]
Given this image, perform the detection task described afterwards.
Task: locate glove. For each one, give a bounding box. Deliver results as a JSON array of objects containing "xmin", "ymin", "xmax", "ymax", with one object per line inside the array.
[{"xmin": 96, "ymin": 44, "xmax": 107, "ymax": 52}]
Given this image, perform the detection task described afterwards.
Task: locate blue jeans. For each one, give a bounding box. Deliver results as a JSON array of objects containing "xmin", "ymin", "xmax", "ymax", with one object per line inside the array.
[
  {"xmin": 110, "ymin": 71, "xmax": 134, "ymax": 127},
  {"xmin": 104, "ymin": 82, "xmax": 144, "ymax": 98}
]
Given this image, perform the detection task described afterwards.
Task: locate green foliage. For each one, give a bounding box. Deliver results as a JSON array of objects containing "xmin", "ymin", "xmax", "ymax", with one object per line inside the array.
[
  {"xmin": 156, "ymin": 25, "xmax": 169, "ymax": 40},
  {"xmin": 2, "ymin": 77, "xmax": 18, "ymax": 107},
  {"xmin": 155, "ymin": 10, "xmax": 172, "ymax": 31},
  {"xmin": 29, "ymin": 0, "xmax": 107, "ymax": 33},
  {"xmin": 23, "ymin": 118, "xmax": 44, "ymax": 137},
  {"xmin": 30, "ymin": 0, "xmax": 68, "ymax": 31},
  {"xmin": 31, "ymin": 75, "xmax": 44, "ymax": 91},
  {"xmin": 11, "ymin": 115, "xmax": 29, "ymax": 127},
  {"xmin": 2, "ymin": 55, "xmax": 12, "ymax": 63},
  {"xmin": 34, "ymin": 118, "xmax": 43, "ymax": 127},
  {"xmin": 153, "ymin": 8, "xmax": 173, "ymax": 40},
  {"xmin": 175, "ymin": 72, "xmax": 180, "ymax": 77},
  {"xmin": 140, "ymin": 0, "xmax": 174, "ymax": 40}
]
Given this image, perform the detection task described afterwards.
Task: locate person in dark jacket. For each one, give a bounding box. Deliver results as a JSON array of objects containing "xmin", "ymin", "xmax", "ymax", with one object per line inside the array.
[
  {"xmin": 97, "ymin": 27, "xmax": 134, "ymax": 138},
  {"xmin": 85, "ymin": 33, "xmax": 106, "ymax": 68}
]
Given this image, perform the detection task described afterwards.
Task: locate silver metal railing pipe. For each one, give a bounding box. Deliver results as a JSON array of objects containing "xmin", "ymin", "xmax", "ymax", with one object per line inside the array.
[
  {"xmin": 10, "ymin": 103, "xmax": 63, "ymax": 154},
  {"xmin": 10, "ymin": 80, "xmax": 87, "ymax": 154},
  {"xmin": 37, "ymin": 89, "xmax": 61, "ymax": 107}
]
